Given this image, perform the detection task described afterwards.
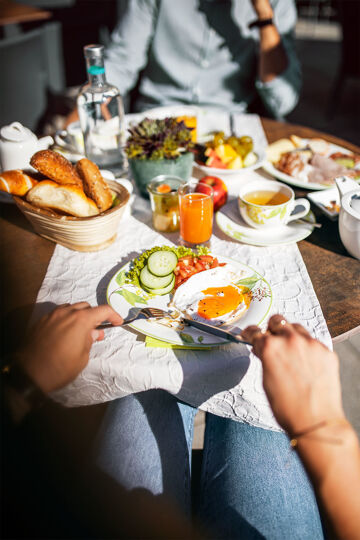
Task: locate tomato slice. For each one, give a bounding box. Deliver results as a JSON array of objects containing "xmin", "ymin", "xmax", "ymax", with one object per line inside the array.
[
  {"xmin": 178, "ymin": 256, "xmax": 193, "ymax": 265},
  {"xmin": 173, "ymin": 254, "xmax": 225, "ymax": 288}
]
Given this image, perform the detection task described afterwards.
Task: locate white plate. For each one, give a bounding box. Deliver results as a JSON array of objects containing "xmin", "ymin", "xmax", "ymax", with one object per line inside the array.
[
  {"xmin": 106, "ymin": 254, "xmax": 273, "ymax": 347},
  {"xmin": 307, "ymin": 187, "xmax": 339, "ymax": 220},
  {"xmin": 216, "ymin": 199, "xmax": 316, "ymax": 246},
  {"xmin": 263, "ymin": 140, "xmax": 359, "ymax": 190}
]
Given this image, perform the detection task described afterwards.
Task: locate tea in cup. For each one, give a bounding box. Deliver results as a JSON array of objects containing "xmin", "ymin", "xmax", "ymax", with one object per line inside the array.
[{"xmin": 238, "ymin": 180, "xmax": 310, "ymax": 229}]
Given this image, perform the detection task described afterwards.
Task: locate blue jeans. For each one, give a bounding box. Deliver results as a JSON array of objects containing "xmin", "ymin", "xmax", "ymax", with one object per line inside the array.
[{"xmin": 95, "ymin": 390, "xmax": 323, "ymax": 539}]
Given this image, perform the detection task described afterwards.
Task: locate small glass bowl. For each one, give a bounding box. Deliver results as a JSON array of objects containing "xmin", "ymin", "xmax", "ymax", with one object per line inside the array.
[{"xmin": 147, "ymin": 175, "xmax": 185, "ymax": 233}]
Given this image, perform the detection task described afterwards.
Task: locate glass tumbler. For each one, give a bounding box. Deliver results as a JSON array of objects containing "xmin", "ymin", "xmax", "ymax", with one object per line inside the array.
[
  {"xmin": 147, "ymin": 175, "xmax": 185, "ymax": 233},
  {"xmin": 178, "ymin": 180, "xmax": 213, "ymax": 246}
]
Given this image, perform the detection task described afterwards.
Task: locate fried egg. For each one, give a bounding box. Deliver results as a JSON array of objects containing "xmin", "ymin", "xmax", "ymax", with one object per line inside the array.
[{"xmin": 171, "ymin": 265, "xmax": 251, "ymax": 326}]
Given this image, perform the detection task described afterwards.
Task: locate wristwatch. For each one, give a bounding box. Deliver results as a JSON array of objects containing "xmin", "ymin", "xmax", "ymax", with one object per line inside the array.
[
  {"xmin": 248, "ymin": 18, "xmax": 274, "ymax": 29},
  {"xmin": 2, "ymin": 359, "xmax": 46, "ymax": 412}
]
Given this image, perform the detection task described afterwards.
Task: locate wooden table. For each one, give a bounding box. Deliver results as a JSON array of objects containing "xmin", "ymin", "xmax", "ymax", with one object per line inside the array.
[
  {"xmin": 0, "ymin": 0, "xmax": 51, "ymax": 26},
  {"xmin": 0, "ymin": 119, "xmax": 359, "ymax": 358},
  {"xmin": 263, "ymin": 119, "xmax": 360, "ymax": 342}
]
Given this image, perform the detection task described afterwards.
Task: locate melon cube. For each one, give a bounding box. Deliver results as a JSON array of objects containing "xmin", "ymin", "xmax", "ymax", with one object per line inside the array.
[
  {"xmin": 215, "ymin": 143, "xmax": 238, "ymax": 164},
  {"xmin": 227, "ymin": 156, "xmax": 243, "ymax": 169},
  {"xmin": 243, "ymin": 151, "xmax": 257, "ymax": 167}
]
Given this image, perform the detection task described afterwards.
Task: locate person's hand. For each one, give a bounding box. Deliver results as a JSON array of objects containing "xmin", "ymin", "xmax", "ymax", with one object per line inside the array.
[
  {"xmin": 250, "ymin": 0, "xmax": 274, "ymax": 19},
  {"xmin": 241, "ymin": 315, "xmax": 345, "ymax": 434},
  {"xmin": 16, "ymin": 303, "xmax": 123, "ymax": 394}
]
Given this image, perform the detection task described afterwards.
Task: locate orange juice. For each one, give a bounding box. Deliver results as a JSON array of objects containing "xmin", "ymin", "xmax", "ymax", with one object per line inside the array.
[
  {"xmin": 176, "ymin": 115, "xmax": 197, "ymax": 142},
  {"xmin": 179, "ymin": 192, "xmax": 213, "ymax": 244}
]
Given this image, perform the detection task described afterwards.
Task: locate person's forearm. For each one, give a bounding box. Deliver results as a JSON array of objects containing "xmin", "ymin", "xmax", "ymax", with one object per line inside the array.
[
  {"xmin": 252, "ymin": 1, "xmax": 288, "ymax": 82},
  {"xmin": 296, "ymin": 421, "xmax": 360, "ymax": 540}
]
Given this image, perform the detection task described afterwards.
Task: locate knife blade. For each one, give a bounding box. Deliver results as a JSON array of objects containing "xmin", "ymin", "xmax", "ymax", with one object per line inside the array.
[{"xmin": 182, "ymin": 318, "xmax": 252, "ymax": 346}]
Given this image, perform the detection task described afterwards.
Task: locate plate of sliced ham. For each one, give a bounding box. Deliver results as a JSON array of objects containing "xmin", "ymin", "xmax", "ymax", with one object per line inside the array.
[{"xmin": 263, "ymin": 137, "xmax": 360, "ymax": 190}]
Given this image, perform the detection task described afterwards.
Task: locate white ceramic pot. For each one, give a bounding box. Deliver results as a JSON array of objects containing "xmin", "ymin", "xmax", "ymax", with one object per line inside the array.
[
  {"xmin": 0, "ymin": 122, "xmax": 53, "ymax": 171},
  {"xmin": 336, "ymin": 176, "xmax": 360, "ymax": 260}
]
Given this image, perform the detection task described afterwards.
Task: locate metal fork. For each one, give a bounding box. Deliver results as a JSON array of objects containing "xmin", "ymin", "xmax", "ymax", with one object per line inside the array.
[
  {"xmin": 97, "ymin": 307, "xmax": 168, "ymax": 329},
  {"xmin": 98, "ymin": 308, "xmax": 254, "ymax": 347}
]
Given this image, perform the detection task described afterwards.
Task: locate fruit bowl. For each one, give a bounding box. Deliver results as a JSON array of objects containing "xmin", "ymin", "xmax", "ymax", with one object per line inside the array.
[{"xmin": 193, "ymin": 147, "xmax": 266, "ymax": 178}]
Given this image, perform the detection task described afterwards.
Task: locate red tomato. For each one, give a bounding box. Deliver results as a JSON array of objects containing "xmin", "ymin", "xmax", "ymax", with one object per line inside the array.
[
  {"xmin": 174, "ymin": 253, "xmax": 224, "ymax": 288},
  {"xmin": 178, "ymin": 256, "xmax": 193, "ymax": 265}
]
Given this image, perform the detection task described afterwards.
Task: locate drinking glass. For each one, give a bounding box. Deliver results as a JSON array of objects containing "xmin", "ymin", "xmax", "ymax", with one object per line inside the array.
[
  {"xmin": 178, "ymin": 180, "xmax": 213, "ymax": 246},
  {"xmin": 147, "ymin": 175, "xmax": 184, "ymax": 233}
]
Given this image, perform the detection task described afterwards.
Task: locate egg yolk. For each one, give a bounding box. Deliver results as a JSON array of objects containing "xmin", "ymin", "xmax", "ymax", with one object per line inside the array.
[{"xmin": 197, "ymin": 285, "xmax": 250, "ymax": 320}]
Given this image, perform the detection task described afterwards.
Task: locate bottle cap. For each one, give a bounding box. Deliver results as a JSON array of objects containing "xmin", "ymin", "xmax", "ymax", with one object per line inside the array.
[
  {"xmin": 84, "ymin": 44, "xmax": 104, "ymax": 58},
  {"xmin": 84, "ymin": 44, "xmax": 105, "ymax": 75}
]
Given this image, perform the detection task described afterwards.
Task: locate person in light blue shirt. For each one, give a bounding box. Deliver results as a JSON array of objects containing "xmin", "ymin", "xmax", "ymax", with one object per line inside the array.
[{"xmin": 105, "ymin": 0, "xmax": 301, "ymax": 118}]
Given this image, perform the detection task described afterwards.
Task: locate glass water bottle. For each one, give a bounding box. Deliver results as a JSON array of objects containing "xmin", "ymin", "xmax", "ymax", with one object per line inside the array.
[{"xmin": 77, "ymin": 44, "xmax": 126, "ymax": 173}]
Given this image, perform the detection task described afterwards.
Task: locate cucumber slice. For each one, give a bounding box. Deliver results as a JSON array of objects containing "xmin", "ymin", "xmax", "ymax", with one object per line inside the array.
[
  {"xmin": 142, "ymin": 275, "xmax": 175, "ymax": 296},
  {"xmin": 140, "ymin": 265, "xmax": 173, "ymax": 290},
  {"xmin": 147, "ymin": 250, "xmax": 178, "ymax": 277}
]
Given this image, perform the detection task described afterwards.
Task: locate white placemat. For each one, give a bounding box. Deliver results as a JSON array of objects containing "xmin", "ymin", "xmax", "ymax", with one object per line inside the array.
[{"xmin": 30, "ymin": 113, "xmax": 332, "ymax": 432}]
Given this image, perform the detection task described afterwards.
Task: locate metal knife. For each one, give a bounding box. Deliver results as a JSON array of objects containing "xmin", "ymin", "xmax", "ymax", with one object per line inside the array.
[{"xmin": 182, "ymin": 318, "xmax": 252, "ymax": 346}]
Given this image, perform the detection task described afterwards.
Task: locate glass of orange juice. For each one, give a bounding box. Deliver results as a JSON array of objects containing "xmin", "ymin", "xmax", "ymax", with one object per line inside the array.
[{"xmin": 178, "ymin": 180, "xmax": 213, "ymax": 246}]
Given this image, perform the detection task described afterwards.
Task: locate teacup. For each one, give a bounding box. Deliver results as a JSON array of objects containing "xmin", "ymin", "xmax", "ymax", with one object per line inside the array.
[
  {"xmin": 238, "ymin": 179, "xmax": 310, "ymax": 229},
  {"xmin": 55, "ymin": 121, "xmax": 84, "ymax": 154}
]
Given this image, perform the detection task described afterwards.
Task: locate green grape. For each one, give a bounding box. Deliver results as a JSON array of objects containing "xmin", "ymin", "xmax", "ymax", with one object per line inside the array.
[
  {"xmin": 239, "ymin": 136, "xmax": 253, "ymax": 155},
  {"xmin": 231, "ymin": 140, "xmax": 245, "ymax": 157},
  {"xmin": 213, "ymin": 131, "xmax": 226, "ymax": 147},
  {"xmin": 227, "ymin": 136, "xmax": 239, "ymax": 148}
]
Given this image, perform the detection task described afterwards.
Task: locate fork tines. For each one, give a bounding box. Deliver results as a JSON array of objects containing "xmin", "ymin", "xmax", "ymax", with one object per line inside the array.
[{"xmin": 142, "ymin": 307, "xmax": 167, "ymax": 318}]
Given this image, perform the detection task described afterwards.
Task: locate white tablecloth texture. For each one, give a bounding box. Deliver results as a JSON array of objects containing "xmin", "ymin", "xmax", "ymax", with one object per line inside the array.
[{"xmin": 31, "ymin": 114, "xmax": 332, "ymax": 432}]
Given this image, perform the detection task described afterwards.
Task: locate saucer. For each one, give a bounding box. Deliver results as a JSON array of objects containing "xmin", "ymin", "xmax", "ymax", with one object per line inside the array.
[{"xmin": 216, "ymin": 199, "xmax": 316, "ymax": 246}]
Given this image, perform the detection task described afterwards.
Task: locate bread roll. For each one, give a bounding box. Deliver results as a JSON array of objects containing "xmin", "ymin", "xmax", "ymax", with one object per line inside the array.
[
  {"xmin": 289, "ymin": 134, "xmax": 304, "ymax": 148},
  {"xmin": 307, "ymin": 138, "xmax": 330, "ymax": 156},
  {"xmin": 0, "ymin": 169, "xmax": 38, "ymax": 196},
  {"xmin": 76, "ymin": 158, "xmax": 113, "ymax": 212},
  {"xmin": 30, "ymin": 150, "xmax": 82, "ymax": 187},
  {"xmin": 26, "ymin": 181, "xmax": 99, "ymax": 217}
]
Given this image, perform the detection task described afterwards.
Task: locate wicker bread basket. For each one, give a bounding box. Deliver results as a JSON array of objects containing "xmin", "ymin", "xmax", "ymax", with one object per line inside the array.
[{"xmin": 13, "ymin": 180, "xmax": 130, "ymax": 252}]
